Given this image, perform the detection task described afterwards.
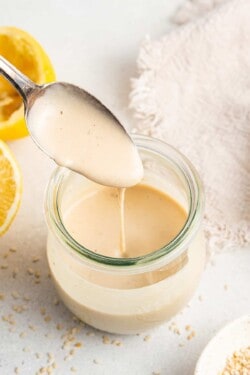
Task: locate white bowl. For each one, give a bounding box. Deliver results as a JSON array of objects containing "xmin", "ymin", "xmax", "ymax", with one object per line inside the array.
[{"xmin": 195, "ymin": 315, "xmax": 250, "ymax": 374}]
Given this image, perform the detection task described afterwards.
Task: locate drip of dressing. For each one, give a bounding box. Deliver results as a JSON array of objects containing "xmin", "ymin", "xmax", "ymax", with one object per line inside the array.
[
  {"xmin": 118, "ymin": 188, "xmax": 127, "ymax": 257},
  {"xmin": 27, "ymin": 84, "xmax": 143, "ymax": 187}
]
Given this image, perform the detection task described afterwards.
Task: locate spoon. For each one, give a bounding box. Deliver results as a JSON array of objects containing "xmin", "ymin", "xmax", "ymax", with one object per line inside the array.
[{"xmin": 0, "ymin": 56, "xmax": 143, "ymax": 187}]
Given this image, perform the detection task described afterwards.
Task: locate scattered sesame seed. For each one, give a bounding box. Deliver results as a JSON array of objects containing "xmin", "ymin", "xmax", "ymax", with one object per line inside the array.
[
  {"xmin": 13, "ymin": 304, "xmax": 28, "ymax": 313},
  {"xmin": 32, "ymin": 256, "xmax": 40, "ymax": 263},
  {"xmin": 2, "ymin": 314, "xmax": 16, "ymax": 325},
  {"xmin": 198, "ymin": 295, "xmax": 203, "ymax": 302},
  {"xmin": 86, "ymin": 331, "xmax": 95, "ymax": 337},
  {"xmin": 70, "ymin": 367, "xmax": 77, "ymax": 373},
  {"xmin": 11, "ymin": 290, "xmax": 20, "ymax": 299},
  {"xmin": 93, "ymin": 359, "xmax": 99, "ymax": 364},
  {"xmin": 28, "ymin": 324, "xmax": 36, "ymax": 331},
  {"xmin": 0, "ymin": 293, "xmax": 5, "ymax": 300},
  {"xmin": 34, "ymin": 271, "xmax": 41, "ymax": 279},
  {"xmin": 9, "ymin": 248, "xmax": 17, "ymax": 253},
  {"xmin": 224, "ymin": 284, "xmax": 228, "ymax": 291},
  {"xmin": 187, "ymin": 331, "xmax": 196, "ymax": 340},
  {"xmin": 27, "ymin": 267, "xmax": 34, "ymax": 275},
  {"xmin": 144, "ymin": 335, "xmax": 151, "ymax": 342},
  {"xmin": 19, "ymin": 332, "xmax": 27, "ymax": 338},
  {"xmin": 40, "ymin": 307, "xmax": 46, "ymax": 316},
  {"xmin": 56, "ymin": 323, "xmax": 63, "ymax": 330},
  {"xmin": 53, "ymin": 298, "xmax": 59, "ymax": 306},
  {"xmin": 44, "ymin": 315, "xmax": 51, "ymax": 323},
  {"xmin": 185, "ymin": 325, "xmax": 191, "ymax": 331},
  {"xmin": 173, "ymin": 328, "xmax": 180, "ymax": 335},
  {"xmin": 12, "ymin": 268, "xmax": 19, "ymax": 278},
  {"xmin": 14, "ymin": 367, "xmax": 19, "ymax": 374},
  {"xmin": 102, "ymin": 335, "xmax": 110, "ymax": 344},
  {"xmin": 35, "ymin": 352, "xmax": 42, "ymax": 359},
  {"xmin": 47, "ymin": 352, "xmax": 54, "ymax": 362},
  {"xmin": 1, "ymin": 264, "xmax": 8, "ymax": 269},
  {"xmin": 74, "ymin": 342, "xmax": 82, "ymax": 348}
]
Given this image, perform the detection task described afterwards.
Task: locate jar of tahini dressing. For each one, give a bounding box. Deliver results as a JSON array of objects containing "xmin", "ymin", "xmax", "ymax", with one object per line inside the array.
[{"xmin": 45, "ymin": 135, "xmax": 205, "ymax": 334}]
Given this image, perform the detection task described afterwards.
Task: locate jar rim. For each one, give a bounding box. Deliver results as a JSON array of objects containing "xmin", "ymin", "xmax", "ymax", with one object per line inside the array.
[{"xmin": 45, "ymin": 134, "xmax": 204, "ymax": 270}]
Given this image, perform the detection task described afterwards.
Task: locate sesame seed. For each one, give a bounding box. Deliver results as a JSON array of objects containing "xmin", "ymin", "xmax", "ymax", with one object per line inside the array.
[
  {"xmin": 102, "ymin": 335, "xmax": 110, "ymax": 344},
  {"xmin": 53, "ymin": 298, "xmax": 59, "ymax": 306},
  {"xmin": 44, "ymin": 315, "xmax": 51, "ymax": 323},
  {"xmin": 40, "ymin": 307, "xmax": 46, "ymax": 316},
  {"xmin": 11, "ymin": 290, "xmax": 20, "ymax": 299},
  {"xmin": 12, "ymin": 268, "xmax": 19, "ymax": 278},
  {"xmin": 220, "ymin": 346, "xmax": 250, "ymax": 374},
  {"xmin": 13, "ymin": 304, "xmax": 28, "ymax": 313},
  {"xmin": 56, "ymin": 323, "xmax": 63, "ymax": 330},
  {"xmin": 187, "ymin": 331, "xmax": 196, "ymax": 340},
  {"xmin": 74, "ymin": 342, "xmax": 82, "ymax": 348},
  {"xmin": 144, "ymin": 335, "xmax": 151, "ymax": 342},
  {"xmin": 28, "ymin": 324, "xmax": 36, "ymax": 331},
  {"xmin": 27, "ymin": 268, "xmax": 34, "ymax": 275},
  {"xmin": 86, "ymin": 331, "xmax": 95, "ymax": 337}
]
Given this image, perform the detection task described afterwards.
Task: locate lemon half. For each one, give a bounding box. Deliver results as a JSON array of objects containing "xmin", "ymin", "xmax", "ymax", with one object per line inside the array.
[
  {"xmin": 0, "ymin": 26, "xmax": 56, "ymax": 140},
  {"xmin": 0, "ymin": 140, "xmax": 22, "ymax": 235}
]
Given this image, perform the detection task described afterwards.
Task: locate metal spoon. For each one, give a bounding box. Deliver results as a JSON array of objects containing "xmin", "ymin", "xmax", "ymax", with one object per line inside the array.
[{"xmin": 0, "ymin": 56, "xmax": 143, "ymax": 187}]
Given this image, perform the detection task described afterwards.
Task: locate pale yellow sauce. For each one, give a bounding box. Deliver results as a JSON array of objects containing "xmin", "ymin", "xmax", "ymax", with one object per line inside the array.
[{"xmin": 63, "ymin": 183, "xmax": 187, "ymax": 258}]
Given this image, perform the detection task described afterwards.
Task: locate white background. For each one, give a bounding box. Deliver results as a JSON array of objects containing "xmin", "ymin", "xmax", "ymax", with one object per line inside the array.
[{"xmin": 0, "ymin": 1, "xmax": 249, "ymax": 374}]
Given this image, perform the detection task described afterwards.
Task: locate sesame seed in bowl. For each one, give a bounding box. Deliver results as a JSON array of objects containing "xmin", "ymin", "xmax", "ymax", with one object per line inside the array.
[{"xmin": 195, "ymin": 315, "xmax": 250, "ymax": 375}]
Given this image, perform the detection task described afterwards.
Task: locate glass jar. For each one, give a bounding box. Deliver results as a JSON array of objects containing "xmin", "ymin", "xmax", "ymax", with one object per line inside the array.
[{"xmin": 45, "ymin": 135, "xmax": 205, "ymax": 334}]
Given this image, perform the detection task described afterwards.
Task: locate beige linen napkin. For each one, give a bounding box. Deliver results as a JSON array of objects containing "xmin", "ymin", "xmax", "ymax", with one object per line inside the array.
[{"xmin": 130, "ymin": 0, "xmax": 250, "ymax": 254}]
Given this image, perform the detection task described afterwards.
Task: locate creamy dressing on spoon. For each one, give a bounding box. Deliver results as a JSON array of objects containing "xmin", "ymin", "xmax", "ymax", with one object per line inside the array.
[{"xmin": 27, "ymin": 84, "xmax": 143, "ymax": 187}]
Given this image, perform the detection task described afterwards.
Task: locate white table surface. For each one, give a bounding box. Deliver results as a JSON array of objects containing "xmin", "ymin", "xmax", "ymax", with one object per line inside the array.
[{"xmin": 0, "ymin": 1, "xmax": 249, "ymax": 374}]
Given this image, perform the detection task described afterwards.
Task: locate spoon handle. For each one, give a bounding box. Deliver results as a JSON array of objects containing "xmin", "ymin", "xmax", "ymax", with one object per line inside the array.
[{"xmin": 0, "ymin": 56, "xmax": 37, "ymax": 104}]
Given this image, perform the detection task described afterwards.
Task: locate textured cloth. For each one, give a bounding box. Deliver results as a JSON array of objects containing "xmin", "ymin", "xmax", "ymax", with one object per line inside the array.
[{"xmin": 130, "ymin": 0, "xmax": 250, "ymax": 253}]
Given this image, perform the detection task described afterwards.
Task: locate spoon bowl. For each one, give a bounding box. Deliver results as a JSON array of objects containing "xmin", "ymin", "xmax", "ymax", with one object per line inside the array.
[{"xmin": 0, "ymin": 56, "xmax": 143, "ymax": 187}]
